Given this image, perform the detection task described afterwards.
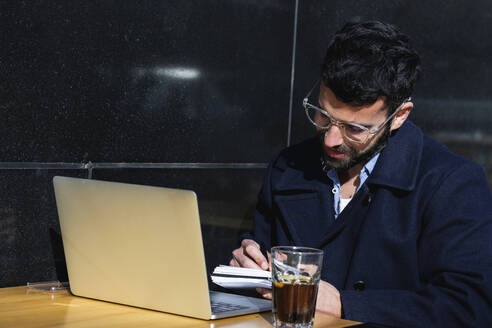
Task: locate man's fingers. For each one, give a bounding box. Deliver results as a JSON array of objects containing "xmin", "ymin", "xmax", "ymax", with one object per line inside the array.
[
  {"xmin": 232, "ymin": 247, "xmax": 263, "ymax": 269},
  {"xmin": 233, "ymin": 239, "xmax": 269, "ymax": 270},
  {"xmin": 229, "ymin": 258, "xmax": 239, "ymax": 267},
  {"xmin": 256, "ymin": 287, "xmax": 272, "ymax": 300},
  {"xmin": 236, "ymin": 254, "xmax": 263, "ymax": 269},
  {"xmin": 244, "ymin": 244, "xmax": 268, "ymax": 270}
]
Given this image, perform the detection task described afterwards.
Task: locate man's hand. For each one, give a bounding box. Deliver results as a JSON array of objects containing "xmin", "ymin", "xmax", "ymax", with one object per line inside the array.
[
  {"xmin": 230, "ymin": 239, "xmax": 272, "ymax": 300},
  {"xmin": 316, "ymin": 280, "xmax": 342, "ymax": 318},
  {"xmin": 230, "ymin": 239, "xmax": 269, "ymax": 270},
  {"xmin": 255, "ymin": 287, "xmax": 272, "ymax": 300}
]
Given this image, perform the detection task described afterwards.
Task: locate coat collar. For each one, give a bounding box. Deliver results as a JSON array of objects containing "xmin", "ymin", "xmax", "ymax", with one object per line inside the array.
[
  {"xmin": 367, "ymin": 120, "xmax": 423, "ymax": 191},
  {"xmin": 273, "ymin": 136, "xmax": 329, "ymax": 192},
  {"xmin": 274, "ymin": 120, "xmax": 424, "ymax": 192}
]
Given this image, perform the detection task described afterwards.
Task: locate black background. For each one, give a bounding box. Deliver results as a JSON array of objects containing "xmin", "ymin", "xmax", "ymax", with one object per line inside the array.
[{"xmin": 1, "ymin": 0, "xmax": 491, "ymax": 288}]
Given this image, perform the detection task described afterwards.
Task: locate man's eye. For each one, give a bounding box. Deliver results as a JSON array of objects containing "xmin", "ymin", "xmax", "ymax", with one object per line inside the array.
[
  {"xmin": 346, "ymin": 125, "xmax": 365, "ymax": 134},
  {"xmin": 317, "ymin": 112, "xmax": 331, "ymax": 122}
]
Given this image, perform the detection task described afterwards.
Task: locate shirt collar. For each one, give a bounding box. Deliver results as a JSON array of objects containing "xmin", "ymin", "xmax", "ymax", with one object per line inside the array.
[
  {"xmin": 363, "ymin": 152, "xmax": 380, "ymax": 176},
  {"xmin": 325, "ymin": 152, "xmax": 380, "ymax": 180}
]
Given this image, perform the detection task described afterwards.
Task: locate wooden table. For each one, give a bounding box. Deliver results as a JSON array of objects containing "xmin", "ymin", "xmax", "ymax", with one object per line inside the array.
[{"xmin": 0, "ymin": 286, "xmax": 360, "ymax": 328}]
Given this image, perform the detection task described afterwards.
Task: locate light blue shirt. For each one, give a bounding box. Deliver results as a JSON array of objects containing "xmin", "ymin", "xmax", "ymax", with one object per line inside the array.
[{"xmin": 326, "ymin": 153, "xmax": 380, "ymax": 219}]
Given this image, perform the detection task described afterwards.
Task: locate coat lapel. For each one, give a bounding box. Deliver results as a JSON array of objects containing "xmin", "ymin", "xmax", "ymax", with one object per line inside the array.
[
  {"xmin": 271, "ymin": 136, "xmax": 336, "ymax": 248},
  {"xmin": 274, "ymin": 190, "xmax": 333, "ymax": 248},
  {"xmin": 368, "ymin": 120, "xmax": 423, "ymax": 191}
]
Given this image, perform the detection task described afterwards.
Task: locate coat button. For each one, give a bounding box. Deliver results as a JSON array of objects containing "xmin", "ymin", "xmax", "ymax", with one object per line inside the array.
[{"xmin": 353, "ymin": 280, "xmax": 365, "ymax": 291}]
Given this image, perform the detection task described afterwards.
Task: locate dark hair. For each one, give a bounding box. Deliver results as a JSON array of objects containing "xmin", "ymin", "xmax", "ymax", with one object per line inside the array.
[{"xmin": 321, "ymin": 20, "xmax": 421, "ymax": 112}]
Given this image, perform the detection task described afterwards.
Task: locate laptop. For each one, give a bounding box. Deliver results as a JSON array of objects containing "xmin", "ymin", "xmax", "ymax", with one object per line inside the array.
[{"xmin": 53, "ymin": 176, "xmax": 271, "ymax": 320}]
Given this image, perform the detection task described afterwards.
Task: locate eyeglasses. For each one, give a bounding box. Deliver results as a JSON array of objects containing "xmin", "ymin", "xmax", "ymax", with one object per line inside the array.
[{"xmin": 302, "ymin": 80, "xmax": 411, "ymax": 144}]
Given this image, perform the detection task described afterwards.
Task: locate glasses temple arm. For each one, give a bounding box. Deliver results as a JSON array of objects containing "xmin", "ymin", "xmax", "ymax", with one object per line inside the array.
[
  {"xmin": 305, "ymin": 79, "xmax": 320, "ymax": 100},
  {"xmin": 369, "ymin": 98, "xmax": 412, "ymax": 134}
]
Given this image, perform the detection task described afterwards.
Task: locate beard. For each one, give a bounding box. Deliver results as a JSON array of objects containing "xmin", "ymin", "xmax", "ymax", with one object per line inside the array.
[{"xmin": 319, "ymin": 124, "xmax": 391, "ymax": 171}]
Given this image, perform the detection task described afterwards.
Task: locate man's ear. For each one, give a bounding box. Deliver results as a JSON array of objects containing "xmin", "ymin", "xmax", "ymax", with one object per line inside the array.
[{"xmin": 390, "ymin": 102, "xmax": 413, "ymax": 131}]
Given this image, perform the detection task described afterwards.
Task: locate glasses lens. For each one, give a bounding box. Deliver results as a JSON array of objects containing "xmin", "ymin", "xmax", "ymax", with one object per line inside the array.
[
  {"xmin": 305, "ymin": 104, "xmax": 331, "ymax": 128},
  {"xmin": 303, "ymin": 99, "xmax": 369, "ymax": 144},
  {"xmin": 343, "ymin": 124, "xmax": 368, "ymax": 143}
]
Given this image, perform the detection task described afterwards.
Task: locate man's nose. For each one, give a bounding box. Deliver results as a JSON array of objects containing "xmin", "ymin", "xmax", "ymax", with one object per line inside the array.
[{"xmin": 323, "ymin": 125, "xmax": 344, "ymax": 147}]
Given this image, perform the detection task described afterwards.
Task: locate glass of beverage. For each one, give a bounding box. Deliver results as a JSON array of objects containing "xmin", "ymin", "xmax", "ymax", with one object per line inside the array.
[{"xmin": 271, "ymin": 246, "xmax": 323, "ymax": 328}]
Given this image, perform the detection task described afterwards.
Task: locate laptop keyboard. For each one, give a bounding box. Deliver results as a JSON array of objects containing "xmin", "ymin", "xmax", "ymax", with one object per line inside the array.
[{"xmin": 211, "ymin": 300, "xmax": 249, "ymax": 314}]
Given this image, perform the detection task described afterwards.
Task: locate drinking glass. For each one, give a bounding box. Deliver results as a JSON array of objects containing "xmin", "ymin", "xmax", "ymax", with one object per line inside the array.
[{"xmin": 271, "ymin": 246, "xmax": 323, "ymax": 328}]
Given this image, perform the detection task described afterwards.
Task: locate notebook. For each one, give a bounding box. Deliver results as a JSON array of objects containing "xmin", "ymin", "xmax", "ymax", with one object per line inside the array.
[{"xmin": 53, "ymin": 176, "xmax": 271, "ymax": 320}]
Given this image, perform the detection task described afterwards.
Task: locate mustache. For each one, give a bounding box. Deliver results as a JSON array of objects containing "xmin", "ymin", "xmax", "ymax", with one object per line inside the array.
[
  {"xmin": 317, "ymin": 130, "xmax": 352, "ymax": 154},
  {"xmin": 317, "ymin": 124, "xmax": 391, "ymax": 170}
]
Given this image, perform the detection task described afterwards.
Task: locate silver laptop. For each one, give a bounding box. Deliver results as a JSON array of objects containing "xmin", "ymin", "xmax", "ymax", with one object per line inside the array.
[{"xmin": 53, "ymin": 176, "xmax": 271, "ymax": 320}]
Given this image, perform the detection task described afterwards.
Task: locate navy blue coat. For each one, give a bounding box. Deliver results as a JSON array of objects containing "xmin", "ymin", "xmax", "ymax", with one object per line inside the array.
[{"xmin": 242, "ymin": 121, "xmax": 492, "ymax": 327}]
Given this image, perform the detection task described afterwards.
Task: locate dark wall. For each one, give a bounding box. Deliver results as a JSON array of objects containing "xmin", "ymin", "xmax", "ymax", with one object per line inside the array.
[
  {"xmin": 291, "ymin": 0, "xmax": 492, "ymax": 183},
  {"xmin": 1, "ymin": 1, "xmax": 491, "ymax": 288}
]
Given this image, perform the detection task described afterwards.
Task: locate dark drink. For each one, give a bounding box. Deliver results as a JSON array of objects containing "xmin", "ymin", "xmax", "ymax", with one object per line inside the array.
[
  {"xmin": 273, "ymin": 275, "xmax": 319, "ymax": 326},
  {"xmin": 271, "ymin": 246, "xmax": 323, "ymax": 328}
]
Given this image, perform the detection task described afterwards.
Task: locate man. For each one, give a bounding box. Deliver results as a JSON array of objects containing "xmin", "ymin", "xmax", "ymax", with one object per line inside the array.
[{"xmin": 230, "ymin": 21, "xmax": 492, "ymax": 327}]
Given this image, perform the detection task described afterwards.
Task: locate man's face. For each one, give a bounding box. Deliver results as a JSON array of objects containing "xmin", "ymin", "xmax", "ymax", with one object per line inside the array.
[{"xmin": 317, "ymin": 84, "xmax": 393, "ymax": 171}]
